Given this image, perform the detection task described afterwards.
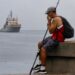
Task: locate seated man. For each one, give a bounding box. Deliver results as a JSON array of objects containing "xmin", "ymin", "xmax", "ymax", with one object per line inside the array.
[{"xmin": 34, "ymin": 7, "xmax": 65, "ymax": 74}]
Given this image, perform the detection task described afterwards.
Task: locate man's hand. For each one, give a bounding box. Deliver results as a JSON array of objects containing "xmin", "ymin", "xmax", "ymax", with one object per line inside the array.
[
  {"xmin": 47, "ymin": 16, "xmax": 51, "ymax": 20},
  {"xmin": 47, "ymin": 16, "xmax": 51, "ymax": 26}
]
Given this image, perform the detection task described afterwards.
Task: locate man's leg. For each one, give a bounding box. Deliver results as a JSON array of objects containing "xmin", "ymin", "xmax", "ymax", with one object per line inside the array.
[
  {"xmin": 34, "ymin": 37, "xmax": 50, "ymax": 68},
  {"xmin": 38, "ymin": 36, "xmax": 51, "ymax": 63},
  {"xmin": 34, "ymin": 47, "xmax": 47, "ymax": 74},
  {"xmin": 33, "ymin": 40, "xmax": 48, "ymax": 73},
  {"xmin": 34, "ymin": 38, "xmax": 59, "ymax": 73},
  {"xmin": 39, "ymin": 38, "xmax": 58, "ymax": 65},
  {"xmin": 40, "ymin": 47, "xmax": 46, "ymax": 66}
]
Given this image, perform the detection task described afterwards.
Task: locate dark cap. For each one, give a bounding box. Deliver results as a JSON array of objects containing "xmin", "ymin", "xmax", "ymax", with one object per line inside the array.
[{"xmin": 45, "ymin": 7, "xmax": 56, "ymax": 14}]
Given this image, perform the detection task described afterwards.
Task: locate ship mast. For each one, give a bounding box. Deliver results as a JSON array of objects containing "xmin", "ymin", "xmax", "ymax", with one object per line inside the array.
[{"xmin": 10, "ymin": 10, "xmax": 12, "ymax": 18}]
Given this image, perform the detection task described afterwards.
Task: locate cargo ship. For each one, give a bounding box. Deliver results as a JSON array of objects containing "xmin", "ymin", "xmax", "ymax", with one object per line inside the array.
[{"xmin": 0, "ymin": 11, "xmax": 21, "ymax": 32}]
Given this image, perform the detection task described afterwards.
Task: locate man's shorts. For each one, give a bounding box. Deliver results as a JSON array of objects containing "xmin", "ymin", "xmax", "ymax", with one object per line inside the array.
[{"xmin": 42, "ymin": 36, "xmax": 59, "ymax": 51}]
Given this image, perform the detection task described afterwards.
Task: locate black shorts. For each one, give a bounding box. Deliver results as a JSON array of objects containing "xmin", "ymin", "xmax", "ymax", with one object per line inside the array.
[{"xmin": 42, "ymin": 36, "xmax": 59, "ymax": 51}]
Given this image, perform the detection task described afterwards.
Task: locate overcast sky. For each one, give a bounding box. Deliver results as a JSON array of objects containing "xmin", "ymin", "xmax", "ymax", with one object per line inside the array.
[{"xmin": 0, "ymin": 0, "xmax": 75, "ymax": 30}]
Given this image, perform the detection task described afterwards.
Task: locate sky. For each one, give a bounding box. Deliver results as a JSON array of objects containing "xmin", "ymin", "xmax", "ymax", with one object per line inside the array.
[{"xmin": 0, "ymin": 0, "xmax": 75, "ymax": 30}]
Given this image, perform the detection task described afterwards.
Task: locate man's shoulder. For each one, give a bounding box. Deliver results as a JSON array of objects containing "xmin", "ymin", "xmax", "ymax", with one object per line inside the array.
[
  {"xmin": 53, "ymin": 16, "xmax": 63, "ymax": 25},
  {"xmin": 54, "ymin": 16, "xmax": 62, "ymax": 21}
]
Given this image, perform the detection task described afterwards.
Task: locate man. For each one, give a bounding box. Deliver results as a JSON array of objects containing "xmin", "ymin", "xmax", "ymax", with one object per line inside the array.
[{"xmin": 34, "ymin": 7, "xmax": 65, "ymax": 74}]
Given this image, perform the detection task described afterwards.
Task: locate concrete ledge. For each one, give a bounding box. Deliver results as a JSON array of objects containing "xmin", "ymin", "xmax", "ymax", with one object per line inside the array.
[
  {"xmin": 46, "ymin": 40, "xmax": 75, "ymax": 74},
  {"xmin": 47, "ymin": 41, "xmax": 75, "ymax": 57}
]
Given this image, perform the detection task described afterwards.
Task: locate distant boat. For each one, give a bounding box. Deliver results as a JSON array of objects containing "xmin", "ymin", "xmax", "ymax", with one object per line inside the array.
[{"xmin": 0, "ymin": 11, "xmax": 21, "ymax": 32}]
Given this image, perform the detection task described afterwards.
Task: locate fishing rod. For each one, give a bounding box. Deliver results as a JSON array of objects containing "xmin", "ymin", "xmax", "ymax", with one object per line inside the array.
[
  {"xmin": 56, "ymin": 0, "xmax": 60, "ymax": 8},
  {"xmin": 29, "ymin": 0, "xmax": 60, "ymax": 75}
]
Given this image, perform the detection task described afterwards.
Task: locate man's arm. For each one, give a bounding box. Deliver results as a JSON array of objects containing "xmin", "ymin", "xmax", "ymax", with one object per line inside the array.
[{"xmin": 47, "ymin": 18, "xmax": 57, "ymax": 34}]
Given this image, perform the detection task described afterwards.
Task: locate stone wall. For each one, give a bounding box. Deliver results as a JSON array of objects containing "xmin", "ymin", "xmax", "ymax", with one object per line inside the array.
[{"xmin": 46, "ymin": 41, "xmax": 75, "ymax": 74}]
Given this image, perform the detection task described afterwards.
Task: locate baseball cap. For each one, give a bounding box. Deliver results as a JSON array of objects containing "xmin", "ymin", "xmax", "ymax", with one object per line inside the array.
[{"xmin": 45, "ymin": 7, "xmax": 56, "ymax": 14}]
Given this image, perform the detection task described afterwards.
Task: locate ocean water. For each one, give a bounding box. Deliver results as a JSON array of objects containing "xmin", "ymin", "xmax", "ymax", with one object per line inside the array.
[
  {"xmin": 0, "ymin": 30, "xmax": 46, "ymax": 75},
  {"xmin": 0, "ymin": 30, "xmax": 74, "ymax": 75}
]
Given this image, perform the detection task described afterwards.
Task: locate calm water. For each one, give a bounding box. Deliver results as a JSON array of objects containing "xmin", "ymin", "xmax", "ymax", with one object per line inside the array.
[
  {"xmin": 0, "ymin": 30, "xmax": 46, "ymax": 75},
  {"xmin": 0, "ymin": 30, "xmax": 74, "ymax": 75}
]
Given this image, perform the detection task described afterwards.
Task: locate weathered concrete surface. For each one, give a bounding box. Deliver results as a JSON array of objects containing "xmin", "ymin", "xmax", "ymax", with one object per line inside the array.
[
  {"xmin": 46, "ymin": 41, "xmax": 75, "ymax": 74},
  {"xmin": 47, "ymin": 41, "xmax": 75, "ymax": 57}
]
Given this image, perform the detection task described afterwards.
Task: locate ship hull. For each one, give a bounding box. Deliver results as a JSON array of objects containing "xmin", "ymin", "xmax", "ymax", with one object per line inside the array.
[{"xmin": 0, "ymin": 26, "xmax": 21, "ymax": 32}]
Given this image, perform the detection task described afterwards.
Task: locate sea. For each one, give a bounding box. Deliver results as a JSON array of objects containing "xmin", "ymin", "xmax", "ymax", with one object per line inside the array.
[
  {"xmin": 0, "ymin": 30, "xmax": 74, "ymax": 75},
  {"xmin": 0, "ymin": 30, "xmax": 48, "ymax": 75}
]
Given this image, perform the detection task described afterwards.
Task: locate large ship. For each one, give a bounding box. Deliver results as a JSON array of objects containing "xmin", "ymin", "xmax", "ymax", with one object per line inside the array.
[{"xmin": 0, "ymin": 11, "xmax": 21, "ymax": 32}]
